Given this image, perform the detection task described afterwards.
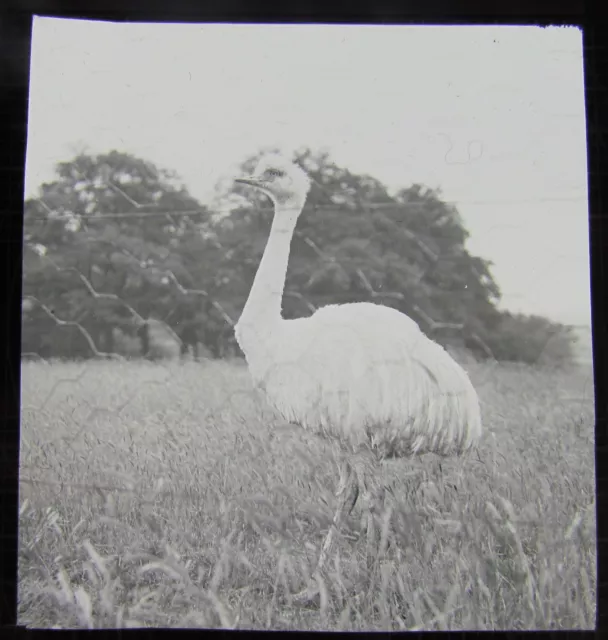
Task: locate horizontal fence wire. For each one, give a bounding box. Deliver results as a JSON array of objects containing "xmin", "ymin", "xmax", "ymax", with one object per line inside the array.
[
  {"xmin": 24, "ymin": 193, "xmax": 588, "ymax": 222},
  {"xmin": 17, "ymin": 468, "xmax": 595, "ymax": 538}
]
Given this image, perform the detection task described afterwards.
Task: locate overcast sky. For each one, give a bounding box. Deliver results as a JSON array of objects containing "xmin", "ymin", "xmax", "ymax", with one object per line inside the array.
[{"xmin": 26, "ymin": 19, "xmax": 590, "ymax": 326}]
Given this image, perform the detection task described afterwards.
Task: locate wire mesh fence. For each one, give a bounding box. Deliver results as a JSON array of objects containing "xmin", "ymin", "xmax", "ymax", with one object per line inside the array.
[{"xmin": 18, "ymin": 170, "xmax": 596, "ymax": 630}]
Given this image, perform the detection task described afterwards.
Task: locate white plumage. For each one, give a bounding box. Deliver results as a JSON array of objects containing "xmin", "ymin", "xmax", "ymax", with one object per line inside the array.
[
  {"xmin": 239, "ymin": 302, "xmax": 480, "ymax": 457},
  {"xmin": 234, "ymin": 152, "xmax": 481, "ymax": 598}
]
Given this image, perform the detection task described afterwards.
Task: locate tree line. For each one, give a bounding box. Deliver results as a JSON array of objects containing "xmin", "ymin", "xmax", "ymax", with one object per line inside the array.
[{"xmin": 21, "ymin": 147, "xmax": 577, "ymax": 367}]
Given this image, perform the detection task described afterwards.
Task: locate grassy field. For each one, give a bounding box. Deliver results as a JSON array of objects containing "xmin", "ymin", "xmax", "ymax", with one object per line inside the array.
[{"xmin": 18, "ymin": 357, "xmax": 596, "ymax": 630}]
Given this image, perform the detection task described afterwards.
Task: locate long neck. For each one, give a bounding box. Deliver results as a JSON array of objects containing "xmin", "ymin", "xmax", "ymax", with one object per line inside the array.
[{"xmin": 238, "ymin": 198, "xmax": 302, "ymax": 337}]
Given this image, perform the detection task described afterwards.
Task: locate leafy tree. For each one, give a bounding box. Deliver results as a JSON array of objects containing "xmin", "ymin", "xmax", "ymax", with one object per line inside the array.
[
  {"xmin": 23, "ymin": 151, "xmax": 216, "ymax": 357},
  {"xmin": 485, "ymin": 312, "xmax": 577, "ymax": 366}
]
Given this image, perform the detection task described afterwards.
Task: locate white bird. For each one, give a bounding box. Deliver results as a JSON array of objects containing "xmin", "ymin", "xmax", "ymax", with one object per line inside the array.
[{"xmin": 234, "ymin": 152, "xmax": 482, "ymax": 599}]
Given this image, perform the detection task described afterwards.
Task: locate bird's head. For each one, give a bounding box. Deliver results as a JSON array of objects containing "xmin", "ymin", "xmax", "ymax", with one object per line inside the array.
[{"xmin": 235, "ymin": 153, "xmax": 311, "ymax": 211}]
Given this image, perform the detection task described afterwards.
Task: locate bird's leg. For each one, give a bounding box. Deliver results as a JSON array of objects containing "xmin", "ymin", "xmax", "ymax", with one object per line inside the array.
[
  {"xmin": 351, "ymin": 459, "xmax": 376, "ymax": 574},
  {"xmin": 314, "ymin": 459, "xmax": 359, "ymax": 574},
  {"xmin": 293, "ymin": 458, "xmax": 357, "ymax": 603}
]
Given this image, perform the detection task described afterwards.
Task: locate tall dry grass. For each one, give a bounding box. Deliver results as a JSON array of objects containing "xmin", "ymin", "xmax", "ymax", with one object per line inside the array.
[{"xmin": 18, "ymin": 358, "xmax": 596, "ymax": 630}]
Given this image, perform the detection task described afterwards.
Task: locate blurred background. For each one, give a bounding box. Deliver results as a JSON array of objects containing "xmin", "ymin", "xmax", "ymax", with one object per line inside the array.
[{"xmin": 21, "ymin": 20, "xmax": 592, "ymax": 368}]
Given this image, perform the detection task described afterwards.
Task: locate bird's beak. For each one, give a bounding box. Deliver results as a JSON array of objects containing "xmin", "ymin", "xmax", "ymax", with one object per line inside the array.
[{"xmin": 234, "ymin": 176, "xmax": 262, "ymax": 188}]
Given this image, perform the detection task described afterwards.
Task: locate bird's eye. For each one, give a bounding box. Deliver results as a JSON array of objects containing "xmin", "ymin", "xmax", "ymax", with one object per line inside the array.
[{"xmin": 266, "ymin": 169, "xmax": 284, "ymax": 179}]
